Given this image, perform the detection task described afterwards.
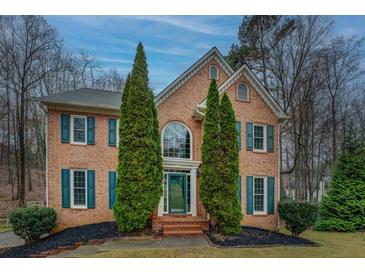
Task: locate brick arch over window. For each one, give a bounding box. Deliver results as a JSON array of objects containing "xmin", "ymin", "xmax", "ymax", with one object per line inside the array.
[{"xmin": 162, "ymin": 121, "xmax": 192, "ymax": 160}]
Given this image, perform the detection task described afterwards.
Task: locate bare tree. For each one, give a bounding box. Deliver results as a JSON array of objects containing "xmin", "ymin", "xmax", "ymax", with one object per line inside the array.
[
  {"xmin": 321, "ymin": 36, "xmax": 364, "ymax": 162},
  {"xmin": 227, "ymin": 16, "xmax": 364, "ymax": 201},
  {"xmin": 0, "ymin": 16, "xmax": 61, "ymax": 206}
]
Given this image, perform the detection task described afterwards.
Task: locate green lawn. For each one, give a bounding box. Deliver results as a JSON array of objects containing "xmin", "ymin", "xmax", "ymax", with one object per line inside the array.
[
  {"xmin": 0, "ymin": 224, "xmax": 11, "ymax": 233},
  {"xmin": 90, "ymin": 230, "xmax": 365, "ymax": 258}
]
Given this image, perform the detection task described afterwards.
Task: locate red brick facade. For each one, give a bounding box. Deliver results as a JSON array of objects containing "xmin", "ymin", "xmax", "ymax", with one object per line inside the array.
[{"xmin": 45, "ymin": 49, "xmax": 282, "ymax": 232}]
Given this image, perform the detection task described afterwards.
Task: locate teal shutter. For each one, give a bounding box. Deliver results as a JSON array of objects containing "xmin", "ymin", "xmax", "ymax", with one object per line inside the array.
[
  {"xmin": 87, "ymin": 116, "xmax": 95, "ymax": 145},
  {"xmin": 267, "ymin": 176, "xmax": 275, "ymax": 214},
  {"xmin": 246, "ymin": 176, "xmax": 253, "ymax": 214},
  {"xmin": 87, "ymin": 170, "xmax": 95, "ymax": 209},
  {"xmin": 108, "ymin": 118, "xmax": 116, "ymax": 146},
  {"xmin": 237, "ymin": 176, "xmax": 242, "ymax": 207},
  {"xmin": 61, "ymin": 169, "xmax": 70, "ymax": 208},
  {"xmin": 236, "ymin": 121, "xmax": 241, "ymax": 150},
  {"xmin": 61, "ymin": 114, "xmax": 70, "ymax": 143},
  {"xmin": 109, "ymin": 171, "xmax": 116, "ymax": 209},
  {"xmin": 246, "ymin": 122, "xmax": 253, "ymax": 150},
  {"xmin": 267, "ymin": 125, "xmax": 274, "ymax": 152}
]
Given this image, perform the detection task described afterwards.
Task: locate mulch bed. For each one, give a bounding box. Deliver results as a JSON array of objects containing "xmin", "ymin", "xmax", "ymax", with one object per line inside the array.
[
  {"xmin": 0, "ymin": 222, "xmax": 153, "ymax": 258},
  {"xmin": 206, "ymin": 226, "xmax": 316, "ymax": 248}
]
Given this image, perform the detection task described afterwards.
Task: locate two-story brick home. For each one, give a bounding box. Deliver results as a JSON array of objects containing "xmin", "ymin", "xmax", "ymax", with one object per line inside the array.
[{"xmin": 38, "ymin": 47, "xmax": 288, "ymax": 236}]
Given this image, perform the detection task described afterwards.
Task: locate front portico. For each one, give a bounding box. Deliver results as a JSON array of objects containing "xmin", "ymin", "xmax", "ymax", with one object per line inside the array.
[{"xmin": 157, "ymin": 158, "xmax": 201, "ymax": 217}]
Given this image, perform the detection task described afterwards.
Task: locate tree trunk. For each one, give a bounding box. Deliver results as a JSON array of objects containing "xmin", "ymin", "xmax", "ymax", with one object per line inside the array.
[
  {"xmin": 331, "ymin": 98, "xmax": 337, "ymax": 163},
  {"xmin": 18, "ymin": 89, "xmax": 26, "ymax": 207}
]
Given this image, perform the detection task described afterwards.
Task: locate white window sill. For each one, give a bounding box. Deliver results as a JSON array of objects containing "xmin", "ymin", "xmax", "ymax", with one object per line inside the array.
[
  {"xmin": 253, "ymin": 149, "xmax": 267, "ymax": 153},
  {"xmin": 70, "ymin": 205, "xmax": 88, "ymax": 209},
  {"xmin": 70, "ymin": 142, "xmax": 87, "ymax": 146},
  {"xmin": 253, "ymin": 212, "xmax": 267, "ymax": 216}
]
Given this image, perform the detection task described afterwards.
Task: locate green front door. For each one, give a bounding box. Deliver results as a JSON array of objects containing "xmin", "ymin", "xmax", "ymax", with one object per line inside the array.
[{"xmin": 168, "ymin": 173, "xmax": 186, "ymax": 214}]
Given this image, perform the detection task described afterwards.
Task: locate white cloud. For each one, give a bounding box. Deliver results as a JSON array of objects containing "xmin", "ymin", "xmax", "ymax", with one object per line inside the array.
[
  {"xmin": 130, "ymin": 16, "xmax": 230, "ymax": 36},
  {"xmin": 98, "ymin": 57, "xmax": 133, "ymax": 64},
  {"xmin": 146, "ymin": 45, "xmax": 193, "ymax": 56}
]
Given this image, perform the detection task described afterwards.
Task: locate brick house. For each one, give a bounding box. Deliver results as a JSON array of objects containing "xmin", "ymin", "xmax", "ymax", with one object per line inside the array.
[{"xmin": 39, "ymin": 47, "xmax": 288, "ymax": 236}]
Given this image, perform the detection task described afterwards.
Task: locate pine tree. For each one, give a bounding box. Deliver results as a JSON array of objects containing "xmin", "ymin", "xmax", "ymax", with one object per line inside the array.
[
  {"xmin": 218, "ymin": 93, "xmax": 242, "ymax": 234},
  {"xmin": 315, "ymin": 129, "xmax": 365, "ymax": 232},
  {"xmin": 114, "ymin": 43, "xmax": 163, "ymax": 232},
  {"xmin": 200, "ymin": 79, "xmax": 222, "ymax": 216}
]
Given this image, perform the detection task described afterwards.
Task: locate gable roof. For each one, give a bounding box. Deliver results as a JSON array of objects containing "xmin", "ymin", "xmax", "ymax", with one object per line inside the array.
[
  {"xmin": 155, "ymin": 47, "xmax": 234, "ymax": 106},
  {"xmin": 37, "ymin": 88, "xmax": 122, "ymax": 111},
  {"xmin": 37, "ymin": 48, "xmax": 288, "ymax": 121},
  {"xmin": 195, "ymin": 64, "xmax": 289, "ymax": 120}
]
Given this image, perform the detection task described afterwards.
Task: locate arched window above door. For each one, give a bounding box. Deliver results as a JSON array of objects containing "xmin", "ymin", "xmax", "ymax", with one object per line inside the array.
[{"xmin": 163, "ymin": 122, "xmax": 192, "ymax": 159}]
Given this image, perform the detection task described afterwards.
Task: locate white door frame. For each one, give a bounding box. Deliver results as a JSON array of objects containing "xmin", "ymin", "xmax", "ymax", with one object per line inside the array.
[{"xmin": 158, "ymin": 158, "xmax": 201, "ymax": 217}]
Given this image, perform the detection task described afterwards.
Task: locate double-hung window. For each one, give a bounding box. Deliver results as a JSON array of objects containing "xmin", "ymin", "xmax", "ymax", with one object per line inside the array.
[
  {"xmin": 71, "ymin": 115, "xmax": 87, "ymax": 144},
  {"xmin": 253, "ymin": 124, "xmax": 266, "ymax": 152},
  {"xmin": 71, "ymin": 170, "xmax": 87, "ymax": 208},
  {"xmin": 253, "ymin": 176, "xmax": 267, "ymax": 214}
]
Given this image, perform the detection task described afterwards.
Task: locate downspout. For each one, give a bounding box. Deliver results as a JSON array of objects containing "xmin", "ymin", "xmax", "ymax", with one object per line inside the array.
[
  {"xmin": 277, "ymin": 122, "xmax": 281, "ymax": 231},
  {"xmin": 39, "ymin": 103, "xmax": 49, "ymax": 207}
]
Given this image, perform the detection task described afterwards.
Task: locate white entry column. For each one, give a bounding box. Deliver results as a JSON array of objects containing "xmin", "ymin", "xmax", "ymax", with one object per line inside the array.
[{"xmin": 191, "ymin": 168, "xmax": 197, "ymax": 216}]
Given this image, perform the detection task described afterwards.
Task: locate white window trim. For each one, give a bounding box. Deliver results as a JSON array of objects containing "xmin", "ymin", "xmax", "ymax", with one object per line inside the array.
[
  {"xmin": 253, "ymin": 176, "xmax": 267, "ymax": 215},
  {"xmin": 116, "ymin": 119, "xmax": 120, "ymax": 147},
  {"xmin": 236, "ymin": 82, "xmax": 249, "ymax": 102},
  {"xmin": 161, "ymin": 121, "xmax": 193, "ymax": 161},
  {"xmin": 70, "ymin": 169, "xmax": 87, "ymax": 209},
  {"xmin": 70, "ymin": 115, "xmax": 87, "ymax": 145},
  {"xmin": 209, "ymin": 65, "xmax": 219, "ymax": 80},
  {"xmin": 253, "ymin": 123, "xmax": 267, "ymax": 152}
]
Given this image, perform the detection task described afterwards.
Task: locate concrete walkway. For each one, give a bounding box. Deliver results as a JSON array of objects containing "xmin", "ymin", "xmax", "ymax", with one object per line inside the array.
[
  {"xmin": 0, "ymin": 231, "xmax": 24, "ymax": 249},
  {"xmin": 50, "ymin": 236, "xmax": 209, "ymax": 258}
]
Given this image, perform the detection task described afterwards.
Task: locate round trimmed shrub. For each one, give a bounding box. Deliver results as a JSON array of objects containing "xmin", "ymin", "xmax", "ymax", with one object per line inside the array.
[
  {"xmin": 278, "ymin": 199, "xmax": 318, "ymax": 236},
  {"xmin": 9, "ymin": 207, "xmax": 57, "ymax": 242}
]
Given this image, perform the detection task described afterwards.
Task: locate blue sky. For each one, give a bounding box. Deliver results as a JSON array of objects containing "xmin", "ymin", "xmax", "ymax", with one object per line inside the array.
[{"xmin": 46, "ymin": 16, "xmax": 365, "ymax": 93}]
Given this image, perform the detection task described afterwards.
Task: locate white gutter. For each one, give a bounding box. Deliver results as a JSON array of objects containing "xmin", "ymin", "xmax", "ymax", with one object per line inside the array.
[{"xmin": 39, "ymin": 104, "xmax": 49, "ymax": 207}]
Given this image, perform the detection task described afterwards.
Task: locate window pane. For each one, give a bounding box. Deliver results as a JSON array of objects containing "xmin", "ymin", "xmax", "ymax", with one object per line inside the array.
[
  {"xmin": 73, "ymin": 117, "xmax": 86, "ymax": 142},
  {"xmin": 73, "ymin": 171, "xmax": 86, "ymax": 206},
  {"xmin": 187, "ymin": 175, "xmax": 191, "ymax": 212},
  {"xmin": 254, "ymin": 195, "xmax": 264, "ymax": 211},
  {"xmin": 163, "ymin": 123, "xmax": 191, "ymax": 158},
  {"xmin": 254, "ymin": 125, "xmax": 264, "ymax": 150},
  {"xmin": 237, "ymin": 83, "xmax": 248, "ymax": 101},
  {"xmin": 210, "ymin": 66, "xmax": 218, "ymax": 79},
  {"xmin": 254, "ymin": 178, "xmax": 265, "ymax": 212},
  {"xmin": 254, "ymin": 126, "xmax": 263, "ymax": 137},
  {"xmin": 163, "ymin": 174, "xmax": 168, "ymax": 212},
  {"xmin": 254, "ymin": 178, "xmax": 264, "ymax": 194}
]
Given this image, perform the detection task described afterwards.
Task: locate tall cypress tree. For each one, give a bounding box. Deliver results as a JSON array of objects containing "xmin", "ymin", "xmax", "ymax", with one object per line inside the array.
[
  {"xmin": 315, "ymin": 130, "xmax": 365, "ymax": 232},
  {"xmin": 218, "ymin": 93, "xmax": 242, "ymax": 234},
  {"xmin": 114, "ymin": 43, "xmax": 163, "ymax": 232},
  {"xmin": 200, "ymin": 79, "xmax": 222, "ymax": 216}
]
